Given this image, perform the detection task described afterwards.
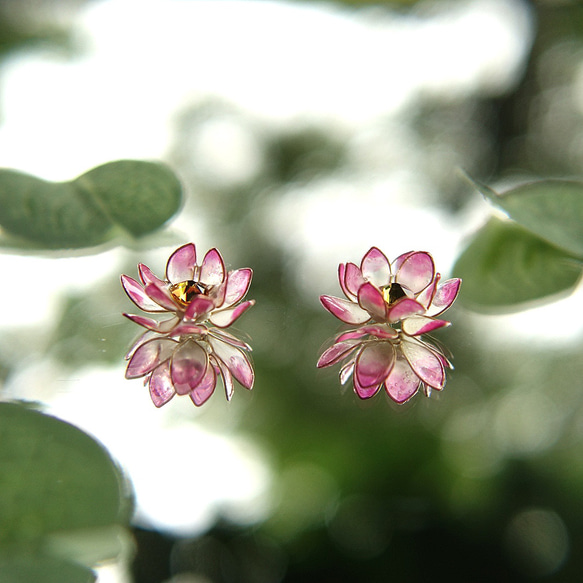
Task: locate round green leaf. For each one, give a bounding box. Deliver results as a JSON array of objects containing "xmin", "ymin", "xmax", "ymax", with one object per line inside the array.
[
  {"xmin": 0, "ymin": 160, "xmax": 182, "ymax": 249},
  {"xmin": 0, "ymin": 402, "xmax": 133, "ymax": 547},
  {"xmin": 76, "ymin": 160, "xmax": 182, "ymax": 238},
  {"xmin": 0, "ymin": 171, "xmax": 110, "ymax": 248},
  {"xmin": 474, "ymin": 178, "xmax": 583, "ymax": 258},
  {"xmin": 454, "ymin": 217, "xmax": 582, "ymax": 311}
]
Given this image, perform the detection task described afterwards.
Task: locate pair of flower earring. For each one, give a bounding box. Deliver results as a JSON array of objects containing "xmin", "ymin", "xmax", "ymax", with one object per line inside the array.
[{"xmin": 121, "ymin": 243, "xmax": 461, "ymax": 408}]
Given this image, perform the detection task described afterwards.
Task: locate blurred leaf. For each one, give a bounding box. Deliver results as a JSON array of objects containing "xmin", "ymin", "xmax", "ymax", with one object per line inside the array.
[
  {"xmin": 0, "ymin": 160, "xmax": 182, "ymax": 249},
  {"xmin": 470, "ymin": 177, "xmax": 583, "ymax": 257},
  {"xmin": 454, "ymin": 217, "xmax": 582, "ymax": 311},
  {"xmin": 45, "ymin": 525, "xmax": 135, "ymax": 571},
  {"xmin": 50, "ymin": 280, "xmax": 136, "ymax": 370},
  {"xmin": 0, "ymin": 402, "xmax": 133, "ymax": 548},
  {"xmin": 76, "ymin": 160, "xmax": 182, "ymax": 238},
  {"xmin": 0, "ymin": 4, "xmax": 74, "ymax": 60},
  {"xmin": 0, "ymin": 554, "xmax": 95, "ymax": 583},
  {"xmin": 327, "ymin": 0, "xmax": 419, "ymax": 5},
  {"xmin": 267, "ymin": 126, "xmax": 346, "ymax": 183}
]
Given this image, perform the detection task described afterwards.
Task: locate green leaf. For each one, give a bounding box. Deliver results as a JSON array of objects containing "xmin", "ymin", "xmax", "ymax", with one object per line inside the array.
[
  {"xmin": 0, "ymin": 160, "xmax": 182, "ymax": 249},
  {"xmin": 0, "ymin": 402, "xmax": 133, "ymax": 547},
  {"xmin": 470, "ymin": 177, "xmax": 583, "ymax": 257},
  {"xmin": 0, "ymin": 554, "xmax": 95, "ymax": 583},
  {"xmin": 0, "ymin": 553, "xmax": 97, "ymax": 583},
  {"xmin": 453, "ymin": 217, "xmax": 582, "ymax": 311},
  {"xmin": 76, "ymin": 160, "xmax": 182, "ymax": 238},
  {"xmin": 44, "ymin": 525, "xmax": 134, "ymax": 570}
]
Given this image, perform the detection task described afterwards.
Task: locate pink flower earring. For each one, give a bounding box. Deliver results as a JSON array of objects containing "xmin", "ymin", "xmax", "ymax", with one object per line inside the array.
[
  {"xmin": 317, "ymin": 247, "xmax": 461, "ymax": 404},
  {"xmin": 121, "ymin": 243, "xmax": 255, "ymax": 407}
]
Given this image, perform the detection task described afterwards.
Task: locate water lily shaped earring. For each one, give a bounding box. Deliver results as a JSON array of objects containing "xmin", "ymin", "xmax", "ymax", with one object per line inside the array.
[
  {"xmin": 317, "ymin": 247, "xmax": 461, "ymax": 404},
  {"xmin": 121, "ymin": 243, "xmax": 255, "ymax": 407}
]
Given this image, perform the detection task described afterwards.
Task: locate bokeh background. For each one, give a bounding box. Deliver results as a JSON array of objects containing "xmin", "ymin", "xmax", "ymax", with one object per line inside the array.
[{"xmin": 0, "ymin": 0, "xmax": 583, "ymax": 582}]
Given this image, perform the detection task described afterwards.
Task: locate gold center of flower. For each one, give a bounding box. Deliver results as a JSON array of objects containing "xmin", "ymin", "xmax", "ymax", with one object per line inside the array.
[
  {"xmin": 170, "ymin": 280, "xmax": 208, "ymax": 305},
  {"xmin": 382, "ymin": 282, "xmax": 407, "ymax": 305}
]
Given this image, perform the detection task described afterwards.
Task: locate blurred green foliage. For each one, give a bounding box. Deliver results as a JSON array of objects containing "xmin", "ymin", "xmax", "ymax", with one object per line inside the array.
[
  {"xmin": 50, "ymin": 280, "xmax": 137, "ymax": 369},
  {"xmin": 455, "ymin": 217, "xmax": 582, "ymax": 309},
  {"xmin": 455, "ymin": 179, "xmax": 583, "ymax": 310},
  {"xmin": 0, "ymin": 2, "xmax": 77, "ymax": 60},
  {"xmin": 477, "ymin": 179, "xmax": 583, "ymax": 257},
  {"xmin": 0, "ymin": 402, "xmax": 134, "ymax": 582},
  {"xmin": 1, "ymin": 0, "xmax": 583, "ymax": 582},
  {"xmin": 0, "ymin": 555, "xmax": 95, "ymax": 583},
  {"xmin": 0, "ymin": 160, "xmax": 182, "ymax": 249},
  {"xmin": 327, "ymin": 0, "xmax": 419, "ymax": 6}
]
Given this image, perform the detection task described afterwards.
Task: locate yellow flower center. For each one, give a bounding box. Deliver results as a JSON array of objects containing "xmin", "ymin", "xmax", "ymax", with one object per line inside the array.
[
  {"xmin": 382, "ymin": 282, "xmax": 407, "ymax": 305},
  {"xmin": 169, "ymin": 280, "xmax": 208, "ymax": 305}
]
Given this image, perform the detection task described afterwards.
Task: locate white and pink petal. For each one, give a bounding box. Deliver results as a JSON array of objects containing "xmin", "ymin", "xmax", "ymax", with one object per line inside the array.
[
  {"xmin": 126, "ymin": 337, "xmax": 177, "ymax": 379},
  {"xmin": 184, "ymin": 296, "xmax": 216, "ymax": 321},
  {"xmin": 336, "ymin": 325, "xmax": 398, "ymax": 343},
  {"xmin": 320, "ymin": 295, "xmax": 370, "ymax": 325},
  {"xmin": 200, "ymin": 248, "xmax": 226, "ymax": 286},
  {"xmin": 353, "ymin": 372, "xmax": 382, "ymax": 399},
  {"xmin": 415, "ymin": 273, "xmax": 440, "ymax": 310},
  {"xmin": 144, "ymin": 283, "xmax": 178, "ymax": 312},
  {"xmin": 148, "ymin": 361, "xmax": 176, "ymax": 407},
  {"xmin": 391, "ymin": 251, "xmax": 414, "ymax": 271},
  {"xmin": 337, "ymin": 264, "xmax": 351, "ymax": 300},
  {"xmin": 125, "ymin": 329, "xmax": 160, "ymax": 360},
  {"xmin": 427, "ymin": 278, "xmax": 462, "ymax": 316},
  {"xmin": 208, "ymin": 336, "xmax": 254, "ymax": 390},
  {"xmin": 138, "ymin": 263, "xmax": 166, "ymax": 288},
  {"xmin": 386, "ymin": 297, "xmax": 425, "ymax": 323},
  {"xmin": 422, "ymin": 340, "xmax": 453, "ymax": 370},
  {"xmin": 358, "ymin": 282, "xmax": 387, "ymax": 321},
  {"xmin": 317, "ymin": 339, "xmax": 361, "ymax": 368},
  {"xmin": 361, "ymin": 247, "xmax": 391, "ymax": 288},
  {"xmin": 121, "ymin": 275, "xmax": 164, "ymax": 312},
  {"xmin": 166, "ymin": 243, "xmax": 196, "ymax": 283},
  {"xmin": 394, "ymin": 251, "xmax": 435, "ymax": 294},
  {"xmin": 339, "ymin": 359, "xmax": 355, "ymax": 385},
  {"xmin": 400, "ymin": 338, "xmax": 445, "ymax": 390},
  {"xmin": 402, "ymin": 315, "xmax": 450, "ymax": 336},
  {"xmin": 123, "ymin": 313, "xmax": 178, "ymax": 333},
  {"xmin": 335, "ymin": 329, "xmax": 371, "ymax": 343},
  {"xmin": 170, "ymin": 340, "xmax": 208, "ymax": 395},
  {"xmin": 189, "ymin": 362, "xmax": 217, "ymax": 406},
  {"xmin": 209, "ymin": 328, "xmax": 251, "ymax": 351},
  {"xmin": 213, "ymin": 355, "xmax": 235, "ymax": 401},
  {"xmin": 362, "ymin": 325, "xmax": 399, "ymax": 339},
  {"xmin": 209, "ymin": 300, "xmax": 255, "ymax": 328},
  {"xmin": 384, "ymin": 357, "xmax": 420, "ymax": 404},
  {"xmin": 209, "ymin": 279, "xmax": 227, "ymax": 309},
  {"xmin": 222, "ymin": 268, "xmax": 253, "ymax": 308},
  {"xmin": 169, "ymin": 322, "xmax": 207, "ymax": 337},
  {"xmin": 355, "ymin": 342, "xmax": 395, "ymax": 389},
  {"xmin": 342, "ymin": 262, "xmax": 366, "ymax": 299}
]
